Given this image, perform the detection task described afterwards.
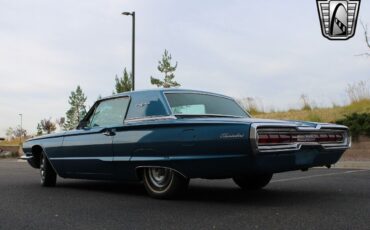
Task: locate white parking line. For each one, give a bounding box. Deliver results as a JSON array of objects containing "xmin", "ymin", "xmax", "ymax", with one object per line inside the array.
[{"xmin": 271, "ymin": 169, "xmax": 370, "ymax": 183}]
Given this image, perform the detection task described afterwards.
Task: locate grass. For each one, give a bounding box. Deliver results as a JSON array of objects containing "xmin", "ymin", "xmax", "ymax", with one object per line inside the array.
[
  {"xmin": 0, "ymin": 139, "xmax": 21, "ymax": 147},
  {"xmin": 254, "ymin": 99, "xmax": 370, "ymax": 123},
  {"xmin": 0, "ymin": 152, "xmax": 19, "ymax": 158}
]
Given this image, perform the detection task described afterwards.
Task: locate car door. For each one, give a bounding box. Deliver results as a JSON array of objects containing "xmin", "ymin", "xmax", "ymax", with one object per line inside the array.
[{"xmin": 61, "ymin": 96, "xmax": 130, "ymax": 179}]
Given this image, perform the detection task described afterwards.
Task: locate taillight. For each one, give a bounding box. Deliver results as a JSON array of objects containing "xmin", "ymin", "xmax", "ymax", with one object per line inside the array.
[
  {"xmin": 257, "ymin": 134, "xmax": 292, "ymax": 144},
  {"xmin": 257, "ymin": 132, "xmax": 344, "ymax": 145}
]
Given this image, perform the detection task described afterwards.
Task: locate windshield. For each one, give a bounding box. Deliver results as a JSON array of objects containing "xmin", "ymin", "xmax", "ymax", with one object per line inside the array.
[{"xmin": 165, "ymin": 93, "xmax": 249, "ymax": 118}]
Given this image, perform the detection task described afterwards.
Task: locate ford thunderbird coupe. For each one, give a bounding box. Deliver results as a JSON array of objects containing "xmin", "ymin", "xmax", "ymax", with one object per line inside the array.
[{"xmin": 22, "ymin": 89, "xmax": 351, "ymax": 198}]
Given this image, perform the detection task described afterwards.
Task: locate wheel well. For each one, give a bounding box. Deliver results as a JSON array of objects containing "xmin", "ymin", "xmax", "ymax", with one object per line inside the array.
[
  {"xmin": 135, "ymin": 166, "xmax": 187, "ymax": 181},
  {"xmin": 31, "ymin": 145, "xmax": 43, "ymax": 168}
]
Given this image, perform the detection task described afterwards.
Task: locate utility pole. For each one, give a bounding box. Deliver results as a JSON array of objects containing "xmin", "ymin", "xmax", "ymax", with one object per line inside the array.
[{"xmin": 122, "ymin": 11, "xmax": 135, "ymax": 91}]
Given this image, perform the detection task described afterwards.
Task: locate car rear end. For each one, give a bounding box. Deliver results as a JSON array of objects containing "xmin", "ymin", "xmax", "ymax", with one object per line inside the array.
[{"xmin": 249, "ymin": 122, "xmax": 350, "ymax": 173}]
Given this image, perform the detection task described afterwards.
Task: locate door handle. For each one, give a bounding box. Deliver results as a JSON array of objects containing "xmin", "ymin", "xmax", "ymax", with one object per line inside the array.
[{"xmin": 102, "ymin": 129, "xmax": 116, "ymax": 136}]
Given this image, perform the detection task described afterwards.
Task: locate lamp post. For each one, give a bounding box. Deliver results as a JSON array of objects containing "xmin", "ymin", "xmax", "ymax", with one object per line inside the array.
[
  {"xmin": 18, "ymin": 113, "xmax": 23, "ymax": 145},
  {"xmin": 122, "ymin": 11, "xmax": 135, "ymax": 91}
]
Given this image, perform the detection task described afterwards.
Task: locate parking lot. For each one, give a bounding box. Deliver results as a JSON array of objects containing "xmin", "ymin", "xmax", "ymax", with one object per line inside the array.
[{"xmin": 0, "ymin": 160, "xmax": 369, "ymax": 230}]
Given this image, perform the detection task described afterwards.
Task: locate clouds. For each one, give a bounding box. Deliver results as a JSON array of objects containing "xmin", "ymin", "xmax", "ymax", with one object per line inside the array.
[{"xmin": 0, "ymin": 0, "xmax": 369, "ymax": 136}]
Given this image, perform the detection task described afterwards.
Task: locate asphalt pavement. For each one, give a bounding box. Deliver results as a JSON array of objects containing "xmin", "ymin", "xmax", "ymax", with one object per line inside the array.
[{"xmin": 0, "ymin": 159, "xmax": 369, "ymax": 230}]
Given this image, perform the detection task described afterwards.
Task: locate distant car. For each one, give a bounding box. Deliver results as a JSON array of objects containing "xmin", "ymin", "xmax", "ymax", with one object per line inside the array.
[{"xmin": 22, "ymin": 89, "xmax": 351, "ymax": 198}]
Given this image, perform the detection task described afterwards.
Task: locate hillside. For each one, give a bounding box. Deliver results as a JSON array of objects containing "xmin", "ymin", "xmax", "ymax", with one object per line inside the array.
[{"xmin": 254, "ymin": 99, "xmax": 370, "ymax": 123}]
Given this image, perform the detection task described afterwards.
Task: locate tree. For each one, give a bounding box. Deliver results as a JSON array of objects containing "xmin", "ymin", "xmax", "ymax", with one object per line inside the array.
[
  {"xmin": 36, "ymin": 123, "xmax": 43, "ymax": 136},
  {"xmin": 64, "ymin": 86, "xmax": 87, "ymax": 130},
  {"xmin": 55, "ymin": 117, "xmax": 65, "ymax": 129},
  {"xmin": 150, "ymin": 49, "xmax": 181, "ymax": 88},
  {"xmin": 5, "ymin": 126, "xmax": 26, "ymax": 141},
  {"xmin": 5, "ymin": 127, "xmax": 14, "ymax": 140},
  {"xmin": 358, "ymin": 21, "xmax": 370, "ymax": 57},
  {"xmin": 300, "ymin": 94, "xmax": 312, "ymax": 111},
  {"xmin": 114, "ymin": 68, "xmax": 133, "ymax": 93},
  {"xmin": 13, "ymin": 126, "xmax": 27, "ymax": 138},
  {"xmin": 40, "ymin": 118, "xmax": 57, "ymax": 134}
]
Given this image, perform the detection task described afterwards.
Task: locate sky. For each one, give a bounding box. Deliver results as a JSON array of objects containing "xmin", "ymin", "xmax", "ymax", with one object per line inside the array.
[{"xmin": 0, "ymin": 0, "xmax": 369, "ymax": 136}]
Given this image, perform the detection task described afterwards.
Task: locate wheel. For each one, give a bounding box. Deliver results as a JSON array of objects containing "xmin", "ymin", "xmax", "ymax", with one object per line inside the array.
[
  {"xmin": 40, "ymin": 153, "xmax": 57, "ymax": 187},
  {"xmin": 233, "ymin": 173, "xmax": 273, "ymax": 190},
  {"xmin": 142, "ymin": 167, "xmax": 189, "ymax": 199}
]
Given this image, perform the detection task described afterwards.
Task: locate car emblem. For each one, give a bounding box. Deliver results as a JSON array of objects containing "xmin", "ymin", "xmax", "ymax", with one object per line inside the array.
[
  {"xmin": 316, "ymin": 0, "xmax": 361, "ymax": 40},
  {"xmin": 220, "ymin": 133, "xmax": 245, "ymax": 139},
  {"xmin": 297, "ymin": 134, "xmax": 318, "ymax": 142}
]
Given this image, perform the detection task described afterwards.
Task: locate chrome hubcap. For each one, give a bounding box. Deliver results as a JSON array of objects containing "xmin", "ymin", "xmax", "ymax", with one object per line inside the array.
[
  {"xmin": 148, "ymin": 168, "xmax": 171, "ymax": 188},
  {"xmin": 40, "ymin": 157, "xmax": 45, "ymax": 182}
]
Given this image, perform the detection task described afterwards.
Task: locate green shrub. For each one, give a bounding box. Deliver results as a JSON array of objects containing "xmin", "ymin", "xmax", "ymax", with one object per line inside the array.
[
  {"xmin": 336, "ymin": 113, "xmax": 370, "ymax": 140},
  {"xmin": 306, "ymin": 113, "xmax": 322, "ymax": 122}
]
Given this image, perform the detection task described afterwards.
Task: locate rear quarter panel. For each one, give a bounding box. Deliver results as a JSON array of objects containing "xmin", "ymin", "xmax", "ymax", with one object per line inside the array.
[{"xmin": 114, "ymin": 120, "xmax": 252, "ymax": 179}]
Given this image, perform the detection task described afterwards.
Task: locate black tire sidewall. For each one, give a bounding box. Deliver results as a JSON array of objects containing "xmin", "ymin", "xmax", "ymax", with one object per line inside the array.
[
  {"xmin": 143, "ymin": 168, "xmax": 189, "ymax": 199},
  {"xmin": 233, "ymin": 173, "xmax": 273, "ymax": 190},
  {"xmin": 40, "ymin": 153, "xmax": 57, "ymax": 187}
]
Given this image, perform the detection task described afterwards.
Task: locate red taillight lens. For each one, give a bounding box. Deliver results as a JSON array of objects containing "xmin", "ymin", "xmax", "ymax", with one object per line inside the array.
[
  {"xmin": 257, "ymin": 132, "xmax": 344, "ymax": 145},
  {"xmin": 258, "ymin": 134, "xmax": 269, "ymax": 144},
  {"xmin": 257, "ymin": 134, "xmax": 292, "ymax": 144},
  {"xmin": 319, "ymin": 134, "xmax": 329, "ymax": 142}
]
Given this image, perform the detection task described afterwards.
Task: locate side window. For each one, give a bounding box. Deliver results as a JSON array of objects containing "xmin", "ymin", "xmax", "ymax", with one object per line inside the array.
[{"xmin": 89, "ymin": 97, "xmax": 129, "ymax": 128}]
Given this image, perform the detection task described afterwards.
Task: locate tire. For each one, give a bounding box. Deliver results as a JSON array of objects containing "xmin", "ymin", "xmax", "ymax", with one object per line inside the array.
[
  {"xmin": 40, "ymin": 153, "xmax": 57, "ymax": 187},
  {"xmin": 142, "ymin": 167, "xmax": 189, "ymax": 199},
  {"xmin": 233, "ymin": 173, "xmax": 273, "ymax": 190}
]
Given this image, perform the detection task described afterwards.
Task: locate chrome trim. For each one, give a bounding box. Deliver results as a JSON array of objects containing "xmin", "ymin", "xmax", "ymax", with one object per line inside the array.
[
  {"xmin": 250, "ymin": 123, "xmax": 351, "ymax": 154},
  {"xmin": 19, "ymin": 155, "xmax": 33, "ymax": 160},
  {"xmin": 124, "ymin": 115, "xmax": 177, "ymax": 123},
  {"xmin": 173, "ymin": 114, "xmax": 245, "ymax": 118},
  {"xmin": 135, "ymin": 166, "xmax": 187, "ymax": 179},
  {"xmin": 49, "ymin": 157, "xmax": 113, "ymax": 161}
]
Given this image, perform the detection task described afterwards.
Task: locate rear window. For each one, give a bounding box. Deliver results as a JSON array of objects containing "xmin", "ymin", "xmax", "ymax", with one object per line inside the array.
[{"xmin": 165, "ymin": 93, "xmax": 248, "ymax": 117}]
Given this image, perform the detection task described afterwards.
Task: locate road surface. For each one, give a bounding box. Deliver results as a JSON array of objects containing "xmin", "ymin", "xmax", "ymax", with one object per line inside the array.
[{"xmin": 0, "ymin": 160, "xmax": 369, "ymax": 230}]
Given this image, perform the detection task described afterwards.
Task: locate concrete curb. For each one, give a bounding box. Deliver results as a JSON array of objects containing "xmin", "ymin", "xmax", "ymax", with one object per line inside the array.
[{"xmin": 332, "ymin": 161, "xmax": 370, "ymax": 170}]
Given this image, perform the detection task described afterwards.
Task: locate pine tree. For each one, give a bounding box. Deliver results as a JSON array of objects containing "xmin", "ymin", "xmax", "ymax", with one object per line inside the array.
[
  {"xmin": 114, "ymin": 68, "xmax": 133, "ymax": 93},
  {"xmin": 64, "ymin": 86, "xmax": 87, "ymax": 130},
  {"xmin": 150, "ymin": 49, "xmax": 181, "ymax": 88},
  {"xmin": 36, "ymin": 123, "xmax": 43, "ymax": 136}
]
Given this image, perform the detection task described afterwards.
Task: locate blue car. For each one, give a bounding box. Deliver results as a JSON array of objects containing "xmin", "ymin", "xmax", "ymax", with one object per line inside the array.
[{"xmin": 22, "ymin": 89, "xmax": 351, "ymax": 198}]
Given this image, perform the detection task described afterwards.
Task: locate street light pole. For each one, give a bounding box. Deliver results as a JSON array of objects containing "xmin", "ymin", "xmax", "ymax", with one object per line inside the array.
[
  {"xmin": 122, "ymin": 11, "xmax": 135, "ymax": 91},
  {"xmin": 18, "ymin": 113, "xmax": 23, "ymax": 145}
]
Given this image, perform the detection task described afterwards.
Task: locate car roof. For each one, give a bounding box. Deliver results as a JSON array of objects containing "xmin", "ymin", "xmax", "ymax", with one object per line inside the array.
[{"xmin": 99, "ymin": 88, "xmax": 233, "ymax": 101}]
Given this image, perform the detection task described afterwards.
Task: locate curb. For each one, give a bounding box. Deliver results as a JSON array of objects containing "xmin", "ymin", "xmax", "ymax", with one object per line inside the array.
[{"xmin": 332, "ymin": 161, "xmax": 370, "ymax": 170}]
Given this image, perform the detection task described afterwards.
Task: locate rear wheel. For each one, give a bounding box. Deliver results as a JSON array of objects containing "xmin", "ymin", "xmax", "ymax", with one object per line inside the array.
[
  {"xmin": 233, "ymin": 173, "xmax": 273, "ymax": 190},
  {"xmin": 142, "ymin": 167, "xmax": 189, "ymax": 199},
  {"xmin": 40, "ymin": 153, "xmax": 57, "ymax": 187}
]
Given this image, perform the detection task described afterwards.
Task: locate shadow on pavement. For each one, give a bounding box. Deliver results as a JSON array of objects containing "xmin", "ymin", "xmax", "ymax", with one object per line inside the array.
[{"xmin": 55, "ymin": 179, "xmax": 337, "ymax": 206}]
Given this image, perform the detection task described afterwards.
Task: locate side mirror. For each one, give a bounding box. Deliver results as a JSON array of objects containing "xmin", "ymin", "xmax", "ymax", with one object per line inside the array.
[{"xmin": 77, "ymin": 120, "xmax": 89, "ymax": 129}]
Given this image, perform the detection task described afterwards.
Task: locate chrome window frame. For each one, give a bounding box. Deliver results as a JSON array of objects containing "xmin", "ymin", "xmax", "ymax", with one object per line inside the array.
[{"xmin": 79, "ymin": 95, "xmax": 131, "ymax": 129}]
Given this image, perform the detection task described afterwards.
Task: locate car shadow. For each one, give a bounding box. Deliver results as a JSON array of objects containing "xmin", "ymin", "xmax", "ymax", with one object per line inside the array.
[
  {"xmin": 56, "ymin": 178, "xmax": 337, "ymax": 206},
  {"xmin": 57, "ymin": 179, "xmax": 147, "ymax": 196}
]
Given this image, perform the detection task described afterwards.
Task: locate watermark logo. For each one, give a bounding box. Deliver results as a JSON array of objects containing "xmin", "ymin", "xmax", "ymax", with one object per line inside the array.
[{"xmin": 317, "ymin": 0, "xmax": 361, "ymax": 40}]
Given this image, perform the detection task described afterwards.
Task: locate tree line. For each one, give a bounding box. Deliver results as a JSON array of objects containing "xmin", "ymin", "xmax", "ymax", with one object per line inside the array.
[{"xmin": 35, "ymin": 49, "xmax": 180, "ymax": 136}]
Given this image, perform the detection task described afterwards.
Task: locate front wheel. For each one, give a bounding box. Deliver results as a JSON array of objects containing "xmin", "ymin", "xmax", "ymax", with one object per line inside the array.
[
  {"xmin": 233, "ymin": 173, "xmax": 273, "ymax": 190},
  {"xmin": 142, "ymin": 167, "xmax": 189, "ymax": 199},
  {"xmin": 40, "ymin": 153, "xmax": 57, "ymax": 187}
]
